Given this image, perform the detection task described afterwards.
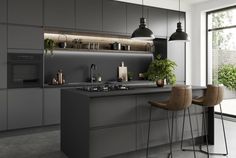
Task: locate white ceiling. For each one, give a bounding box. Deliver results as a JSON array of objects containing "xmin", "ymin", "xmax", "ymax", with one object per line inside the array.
[{"xmin": 115, "ymin": 0, "xmax": 211, "ymax": 10}]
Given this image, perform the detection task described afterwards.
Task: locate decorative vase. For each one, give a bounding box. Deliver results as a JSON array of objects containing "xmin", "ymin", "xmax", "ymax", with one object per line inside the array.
[{"xmin": 156, "ymin": 79, "xmax": 164, "ymax": 87}]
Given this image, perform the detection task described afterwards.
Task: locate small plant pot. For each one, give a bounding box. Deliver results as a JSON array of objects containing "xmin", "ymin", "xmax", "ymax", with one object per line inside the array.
[{"xmin": 156, "ymin": 79, "xmax": 164, "ymax": 87}]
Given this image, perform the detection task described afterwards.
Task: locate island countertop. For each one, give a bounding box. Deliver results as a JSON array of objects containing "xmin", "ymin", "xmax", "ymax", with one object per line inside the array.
[{"xmin": 62, "ymin": 85, "xmax": 206, "ymax": 98}]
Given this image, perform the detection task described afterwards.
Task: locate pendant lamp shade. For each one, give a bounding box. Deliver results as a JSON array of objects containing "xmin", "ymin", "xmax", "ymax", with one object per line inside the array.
[
  {"xmin": 131, "ymin": 17, "xmax": 155, "ymax": 40},
  {"xmin": 169, "ymin": 22, "xmax": 190, "ymax": 41},
  {"xmin": 169, "ymin": 0, "xmax": 190, "ymax": 42},
  {"xmin": 131, "ymin": 0, "xmax": 155, "ymax": 40}
]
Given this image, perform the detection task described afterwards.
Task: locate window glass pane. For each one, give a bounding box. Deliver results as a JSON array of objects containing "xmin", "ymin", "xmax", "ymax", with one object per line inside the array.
[
  {"xmin": 207, "ymin": 7, "xmax": 236, "ymax": 116},
  {"xmin": 208, "ymin": 8, "xmax": 236, "ymax": 30},
  {"xmin": 208, "ymin": 28, "xmax": 236, "ymax": 85}
]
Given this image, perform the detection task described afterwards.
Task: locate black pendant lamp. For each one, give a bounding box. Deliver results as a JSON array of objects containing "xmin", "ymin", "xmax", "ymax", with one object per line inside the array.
[
  {"xmin": 131, "ymin": 0, "xmax": 155, "ymax": 40},
  {"xmin": 169, "ymin": 0, "xmax": 190, "ymax": 42}
]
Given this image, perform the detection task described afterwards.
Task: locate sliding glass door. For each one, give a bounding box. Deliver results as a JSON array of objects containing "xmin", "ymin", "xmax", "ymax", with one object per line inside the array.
[{"xmin": 207, "ymin": 6, "xmax": 236, "ymax": 116}]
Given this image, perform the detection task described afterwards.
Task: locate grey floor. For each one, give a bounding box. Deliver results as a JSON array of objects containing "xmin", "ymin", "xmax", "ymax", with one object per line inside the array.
[{"xmin": 0, "ymin": 118, "xmax": 235, "ymax": 158}]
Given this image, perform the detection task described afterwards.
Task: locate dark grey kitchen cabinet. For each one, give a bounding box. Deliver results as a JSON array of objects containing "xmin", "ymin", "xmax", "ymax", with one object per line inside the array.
[
  {"xmin": 126, "ymin": 3, "xmax": 148, "ymax": 34},
  {"xmin": 0, "ymin": 25, "xmax": 7, "ymax": 89},
  {"xmin": 167, "ymin": 10, "xmax": 185, "ymax": 84},
  {"xmin": 43, "ymin": 88, "xmax": 61, "ymax": 125},
  {"xmin": 90, "ymin": 125, "xmax": 136, "ymax": 158},
  {"xmin": 89, "ymin": 96, "xmax": 136, "ymax": 127},
  {"xmin": 44, "ymin": 0, "xmax": 75, "ymax": 29},
  {"xmin": 167, "ymin": 38, "xmax": 185, "ymax": 84},
  {"xmin": 149, "ymin": 7, "xmax": 167, "ymax": 37},
  {"xmin": 8, "ymin": 0, "xmax": 43, "ymax": 26},
  {"xmin": 167, "ymin": 10, "xmax": 185, "ymax": 37},
  {"xmin": 137, "ymin": 114, "xmax": 203, "ymax": 150},
  {"xmin": 76, "ymin": 0, "xmax": 102, "ymax": 32},
  {"xmin": 0, "ymin": 0, "xmax": 7, "ymax": 23},
  {"xmin": 102, "ymin": 0, "xmax": 127, "ymax": 34},
  {"xmin": 8, "ymin": 88, "xmax": 43, "ymax": 130},
  {"xmin": 136, "ymin": 94, "xmax": 168, "ymax": 121},
  {"xmin": 0, "ymin": 90, "xmax": 7, "ymax": 131},
  {"xmin": 137, "ymin": 120, "xmax": 169, "ymax": 149},
  {"xmin": 8, "ymin": 25, "xmax": 43, "ymax": 50}
]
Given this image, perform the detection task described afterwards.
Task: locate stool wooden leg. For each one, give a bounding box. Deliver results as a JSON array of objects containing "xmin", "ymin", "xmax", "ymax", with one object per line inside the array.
[
  {"xmin": 219, "ymin": 103, "xmax": 228, "ymax": 156},
  {"xmin": 181, "ymin": 109, "xmax": 186, "ymax": 151},
  {"xmin": 181, "ymin": 108, "xmax": 198, "ymax": 158},
  {"xmin": 167, "ymin": 111, "xmax": 175, "ymax": 158},
  {"xmin": 202, "ymin": 107, "xmax": 210, "ymax": 158},
  {"xmin": 146, "ymin": 105, "xmax": 152, "ymax": 158},
  {"xmin": 188, "ymin": 108, "xmax": 197, "ymax": 158}
]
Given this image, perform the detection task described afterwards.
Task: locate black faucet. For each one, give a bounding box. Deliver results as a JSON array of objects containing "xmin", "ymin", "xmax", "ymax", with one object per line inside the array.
[{"xmin": 90, "ymin": 64, "xmax": 97, "ymax": 83}]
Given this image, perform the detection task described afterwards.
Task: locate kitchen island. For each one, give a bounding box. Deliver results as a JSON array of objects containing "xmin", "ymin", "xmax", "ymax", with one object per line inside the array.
[{"xmin": 61, "ymin": 86, "xmax": 210, "ymax": 158}]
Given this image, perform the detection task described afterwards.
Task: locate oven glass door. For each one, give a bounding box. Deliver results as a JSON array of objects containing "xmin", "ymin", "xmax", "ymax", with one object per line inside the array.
[
  {"xmin": 7, "ymin": 54, "xmax": 43, "ymax": 88},
  {"xmin": 8, "ymin": 63, "xmax": 42, "ymax": 88}
]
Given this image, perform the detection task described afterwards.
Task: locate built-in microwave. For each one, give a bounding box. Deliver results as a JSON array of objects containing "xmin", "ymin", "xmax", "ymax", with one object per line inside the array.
[{"xmin": 7, "ymin": 53, "xmax": 43, "ymax": 88}]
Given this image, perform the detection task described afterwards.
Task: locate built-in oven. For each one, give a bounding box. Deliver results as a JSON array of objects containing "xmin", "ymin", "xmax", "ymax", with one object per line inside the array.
[{"xmin": 7, "ymin": 53, "xmax": 43, "ymax": 88}]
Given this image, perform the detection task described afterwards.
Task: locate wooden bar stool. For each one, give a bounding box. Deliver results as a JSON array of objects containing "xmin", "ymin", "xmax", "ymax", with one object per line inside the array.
[
  {"xmin": 146, "ymin": 85, "xmax": 196, "ymax": 158},
  {"xmin": 181, "ymin": 85, "xmax": 228, "ymax": 158}
]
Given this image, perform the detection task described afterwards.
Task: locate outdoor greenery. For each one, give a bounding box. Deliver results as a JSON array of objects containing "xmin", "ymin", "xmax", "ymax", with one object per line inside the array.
[
  {"xmin": 146, "ymin": 55, "xmax": 177, "ymax": 85},
  {"xmin": 211, "ymin": 10, "xmax": 233, "ymax": 50},
  {"xmin": 218, "ymin": 64, "xmax": 236, "ymax": 90}
]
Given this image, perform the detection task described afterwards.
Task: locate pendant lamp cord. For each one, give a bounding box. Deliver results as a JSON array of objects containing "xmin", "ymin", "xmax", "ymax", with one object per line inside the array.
[
  {"xmin": 179, "ymin": 0, "xmax": 180, "ymax": 22},
  {"xmin": 142, "ymin": 0, "xmax": 144, "ymax": 18}
]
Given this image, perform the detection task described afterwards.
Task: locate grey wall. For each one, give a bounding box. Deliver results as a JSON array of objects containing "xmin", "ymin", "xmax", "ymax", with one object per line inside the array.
[{"xmin": 44, "ymin": 50, "xmax": 153, "ymax": 83}]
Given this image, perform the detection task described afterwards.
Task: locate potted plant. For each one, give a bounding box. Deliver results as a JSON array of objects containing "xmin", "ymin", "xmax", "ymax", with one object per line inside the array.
[
  {"xmin": 44, "ymin": 38, "xmax": 55, "ymax": 55},
  {"xmin": 146, "ymin": 55, "xmax": 177, "ymax": 87},
  {"xmin": 128, "ymin": 72, "xmax": 134, "ymax": 81}
]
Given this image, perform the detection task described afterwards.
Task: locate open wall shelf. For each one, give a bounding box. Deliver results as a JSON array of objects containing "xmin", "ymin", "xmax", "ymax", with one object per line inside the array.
[{"xmin": 44, "ymin": 32, "xmax": 154, "ymax": 54}]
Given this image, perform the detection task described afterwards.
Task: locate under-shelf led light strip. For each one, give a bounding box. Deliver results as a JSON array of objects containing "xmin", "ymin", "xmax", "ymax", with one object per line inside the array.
[{"xmin": 44, "ymin": 33, "xmax": 153, "ymax": 46}]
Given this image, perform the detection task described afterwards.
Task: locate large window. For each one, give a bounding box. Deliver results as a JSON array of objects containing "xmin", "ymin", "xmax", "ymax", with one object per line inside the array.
[{"xmin": 207, "ymin": 6, "xmax": 236, "ymax": 116}]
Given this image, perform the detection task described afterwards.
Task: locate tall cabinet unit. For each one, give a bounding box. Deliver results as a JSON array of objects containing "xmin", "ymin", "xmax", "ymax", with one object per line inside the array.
[
  {"xmin": 7, "ymin": 0, "xmax": 43, "ymax": 26},
  {"xmin": 8, "ymin": 25, "xmax": 44, "ymax": 50},
  {"xmin": 76, "ymin": 0, "xmax": 102, "ymax": 32},
  {"xmin": 167, "ymin": 10, "xmax": 186, "ymax": 84},
  {"xmin": 43, "ymin": 88, "xmax": 61, "ymax": 125},
  {"xmin": 102, "ymin": 0, "xmax": 127, "ymax": 34},
  {"xmin": 149, "ymin": 7, "xmax": 168, "ymax": 37},
  {"xmin": 0, "ymin": 90, "xmax": 7, "ymax": 131},
  {"xmin": 7, "ymin": 88, "xmax": 43, "ymax": 130},
  {"xmin": 0, "ymin": 25, "xmax": 7, "ymax": 88},
  {"xmin": 44, "ymin": 0, "xmax": 75, "ymax": 29},
  {"xmin": 126, "ymin": 4, "xmax": 148, "ymax": 34},
  {"xmin": 0, "ymin": 0, "xmax": 7, "ymax": 23}
]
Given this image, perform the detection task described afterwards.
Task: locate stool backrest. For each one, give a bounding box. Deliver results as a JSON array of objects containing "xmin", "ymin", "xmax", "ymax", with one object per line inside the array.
[
  {"xmin": 168, "ymin": 85, "xmax": 192, "ymax": 111},
  {"xmin": 203, "ymin": 85, "xmax": 224, "ymax": 107}
]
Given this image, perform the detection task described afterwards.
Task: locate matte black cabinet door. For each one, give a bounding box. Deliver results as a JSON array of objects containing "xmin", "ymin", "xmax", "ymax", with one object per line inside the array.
[
  {"xmin": 0, "ymin": 90, "xmax": 7, "ymax": 131},
  {"xmin": 90, "ymin": 125, "xmax": 136, "ymax": 158},
  {"xmin": 127, "ymin": 4, "xmax": 148, "ymax": 34},
  {"xmin": 76, "ymin": 0, "xmax": 102, "ymax": 32},
  {"xmin": 102, "ymin": 0, "xmax": 126, "ymax": 34},
  {"xmin": 8, "ymin": 0, "xmax": 43, "ymax": 26},
  {"xmin": 0, "ymin": 25, "xmax": 7, "ymax": 89},
  {"xmin": 8, "ymin": 25, "xmax": 43, "ymax": 50},
  {"xmin": 0, "ymin": 0, "xmax": 7, "ymax": 23},
  {"xmin": 44, "ymin": 0, "xmax": 75, "ymax": 29},
  {"xmin": 167, "ymin": 11, "xmax": 185, "ymax": 84},
  {"xmin": 90, "ymin": 96, "xmax": 136, "ymax": 127},
  {"xmin": 149, "ymin": 7, "xmax": 167, "ymax": 37},
  {"xmin": 44, "ymin": 88, "xmax": 61, "ymax": 125},
  {"xmin": 8, "ymin": 89, "xmax": 43, "ymax": 130}
]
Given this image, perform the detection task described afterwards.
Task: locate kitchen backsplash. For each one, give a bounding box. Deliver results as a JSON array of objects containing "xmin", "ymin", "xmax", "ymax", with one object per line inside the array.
[{"xmin": 44, "ymin": 50, "xmax": 153, "ymax": 84}]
